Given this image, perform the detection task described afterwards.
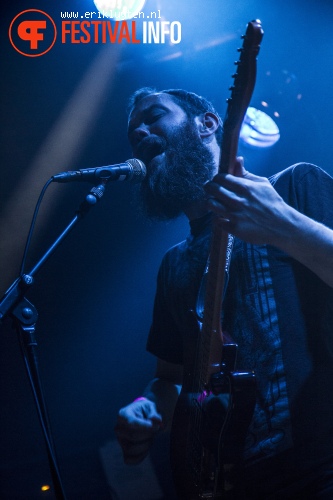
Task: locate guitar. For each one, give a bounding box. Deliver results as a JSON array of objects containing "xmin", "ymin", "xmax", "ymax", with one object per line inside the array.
[{"xmin": 170, "ymin": 20, "xmax": 264, "ymax": 499}]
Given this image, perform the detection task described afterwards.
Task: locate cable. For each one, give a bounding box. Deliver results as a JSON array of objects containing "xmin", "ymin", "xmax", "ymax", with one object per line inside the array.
[{"xmin": 19, "ymin": 177, "xmax": 54, "ymax": 276}]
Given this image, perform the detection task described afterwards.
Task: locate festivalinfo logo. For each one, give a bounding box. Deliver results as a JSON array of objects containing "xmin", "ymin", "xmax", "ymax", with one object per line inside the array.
[{"xmin": 9, "ymin": 5, "xmax": 182, "ymax": 57}]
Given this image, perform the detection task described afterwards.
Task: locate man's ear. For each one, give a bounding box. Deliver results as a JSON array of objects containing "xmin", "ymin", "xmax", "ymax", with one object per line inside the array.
[{"xmin": 195, "ymin": 112, "xmax": 220, "ymax": 138}]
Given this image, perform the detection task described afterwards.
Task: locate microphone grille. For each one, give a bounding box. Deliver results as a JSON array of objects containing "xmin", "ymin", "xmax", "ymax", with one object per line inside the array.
[{"xmin": 126, "ymin": 159, "xmax": 146, "ymax": 183}]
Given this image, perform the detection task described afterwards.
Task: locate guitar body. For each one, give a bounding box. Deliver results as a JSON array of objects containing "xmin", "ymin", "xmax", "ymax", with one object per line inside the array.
[
  {"xmin": 170, "ymin": 345, "xmax": 256, "ymax": 499},
  {"xmin": 170, "ymin": 20, "xmax": 264, "ymax": 499}
]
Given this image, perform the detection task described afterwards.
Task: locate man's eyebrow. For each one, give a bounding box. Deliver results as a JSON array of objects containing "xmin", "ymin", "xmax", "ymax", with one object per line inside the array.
[
  {"xmin": 139, "ymin": 103, "xmax": 169, "ymax": 117},
  {"xmin": 128, "ymin": 104, "xmax": 169, "ymax": 131}
]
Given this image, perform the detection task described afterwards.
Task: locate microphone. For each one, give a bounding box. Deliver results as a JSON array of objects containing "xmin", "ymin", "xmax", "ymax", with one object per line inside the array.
[{"xmin": 52, "ymin": 158, "xmax": 146, "ymax": 184}]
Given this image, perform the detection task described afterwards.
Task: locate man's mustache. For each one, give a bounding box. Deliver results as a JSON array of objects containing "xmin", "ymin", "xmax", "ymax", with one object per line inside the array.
[{"xmin": 135, "ymin": 136, "xmax": 167, "ymax": 164}]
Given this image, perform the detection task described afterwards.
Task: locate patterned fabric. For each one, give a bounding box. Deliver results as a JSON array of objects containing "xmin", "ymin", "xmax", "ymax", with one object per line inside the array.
[{"xmin": 147, "ymin": 164, "xmax": 333, "ymax": 479}]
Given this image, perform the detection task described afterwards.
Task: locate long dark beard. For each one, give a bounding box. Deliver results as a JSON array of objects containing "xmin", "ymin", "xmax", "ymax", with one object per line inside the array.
[{"xmin": 140, "ymin": 122, "xmax": 216, "ymax": 220}]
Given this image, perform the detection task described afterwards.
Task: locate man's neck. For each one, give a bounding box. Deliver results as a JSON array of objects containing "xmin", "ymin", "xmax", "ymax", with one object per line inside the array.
[{"xmin": 183, "ymin": 200, "xmax": 209, "ymax": 221}]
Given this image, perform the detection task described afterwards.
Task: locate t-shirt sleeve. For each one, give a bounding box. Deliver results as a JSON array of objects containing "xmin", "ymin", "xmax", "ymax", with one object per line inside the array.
[
  {"xmin": 146, "ymin": 251, "xmax": 184, "ymax": 364},
  {"xmin": 270, "ymin": 163, "xmax": 333, "ymax": 229}
]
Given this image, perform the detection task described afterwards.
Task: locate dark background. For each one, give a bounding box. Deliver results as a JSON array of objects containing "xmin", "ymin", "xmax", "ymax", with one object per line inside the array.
[{"xmin": 1, "ymin": 0, "xmax": 333, "ymax": 498}]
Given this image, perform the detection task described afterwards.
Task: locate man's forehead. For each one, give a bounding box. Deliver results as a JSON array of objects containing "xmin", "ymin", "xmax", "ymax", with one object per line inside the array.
[{"xmin": 129, "ymin": 92, "xmax": 182, "ymax": 118}]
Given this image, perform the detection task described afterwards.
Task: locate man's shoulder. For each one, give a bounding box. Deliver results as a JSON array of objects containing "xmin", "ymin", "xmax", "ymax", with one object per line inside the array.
[
  {"xmin": 268, "ymin": 162, "xmax": 333, "ymax": 214},
  {"xmin": 269, "ymin": 162, "xmax": 325, "ymax": 187},
  {"xmin": 159, "ymin": 238, "xmax": 188, "ymax": 269},
  {"xmin": 160, "ymin": 227, "xmax": 210, "ymax": 275},
  {"xmin": 162, "ymin": 213, "xmax": 212, "ymax": 263}
]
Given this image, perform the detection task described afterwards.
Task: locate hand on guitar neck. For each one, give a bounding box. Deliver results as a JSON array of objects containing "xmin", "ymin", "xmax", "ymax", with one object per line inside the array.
[
  {"xmin": 204, "ymin": 155, "xmax": 285, "ymax": 245},
  {"xmin": 204, "ymin": 156, "xmax": 333, "ymax": 288},
  {"xmin": 205, "ymin": 155, "xmax": 289, "ymax": 246}
]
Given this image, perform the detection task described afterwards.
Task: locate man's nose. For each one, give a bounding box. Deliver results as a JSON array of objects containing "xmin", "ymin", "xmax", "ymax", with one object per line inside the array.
[{"xmin": 131, "ymin": 125, "xmax": 150, "ymax": 145}]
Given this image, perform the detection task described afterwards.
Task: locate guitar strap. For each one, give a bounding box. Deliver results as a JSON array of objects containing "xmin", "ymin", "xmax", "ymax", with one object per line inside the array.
[{"xmin": 195, "ymin": 232, "xmax": 235, "ymax": 321}]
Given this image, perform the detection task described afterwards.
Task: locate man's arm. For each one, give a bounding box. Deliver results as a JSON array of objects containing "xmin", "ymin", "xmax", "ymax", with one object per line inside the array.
[
  {"xmin": 204, "ymin": 159, "xmax": 333, "ymax": 288},
  {"xmin": 115, "ymin": 358, "xmax": 182, "ymax": 464}
]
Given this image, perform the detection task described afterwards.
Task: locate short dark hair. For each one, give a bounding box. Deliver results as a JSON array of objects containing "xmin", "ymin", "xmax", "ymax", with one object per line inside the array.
[{"xmin": 127, "ymin": 87, "xmax": 223, "ymax": 144}]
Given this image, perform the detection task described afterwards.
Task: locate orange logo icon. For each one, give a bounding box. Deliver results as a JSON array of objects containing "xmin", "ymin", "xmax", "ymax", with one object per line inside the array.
[{"xmin": 9, "ymin": 10, "xmax": 57, "ymax": 57}]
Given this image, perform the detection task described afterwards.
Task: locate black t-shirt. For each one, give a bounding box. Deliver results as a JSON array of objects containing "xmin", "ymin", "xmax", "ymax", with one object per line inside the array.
[{"xmin": 147, "ymin": 163, "xmax": 333, "ymax": 474}]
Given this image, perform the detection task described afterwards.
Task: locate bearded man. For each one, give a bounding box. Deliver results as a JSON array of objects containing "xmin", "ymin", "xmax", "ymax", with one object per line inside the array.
[{"xmin": 115, "ymin": 87, "xmax": 333, "ymax": 499}]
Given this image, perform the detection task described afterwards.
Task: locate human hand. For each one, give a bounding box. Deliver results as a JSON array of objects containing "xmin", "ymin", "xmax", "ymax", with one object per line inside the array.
[
  {"xmin": 204, "ymin": 157, "xmax": 288, "ymax": 245},
  {"xmin": 115, "ymin": 398, "xmax": 163, "ymax": 464}
]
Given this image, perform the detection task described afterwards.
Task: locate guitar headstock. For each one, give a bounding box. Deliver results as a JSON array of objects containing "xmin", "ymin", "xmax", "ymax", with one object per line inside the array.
[
  {"xmin": 220, "ymin": 19, "xmax": 264, "ymax": 173},
  {"xmin": 228, "ymin": 20, "xmax": 263, "ymax": 121}
]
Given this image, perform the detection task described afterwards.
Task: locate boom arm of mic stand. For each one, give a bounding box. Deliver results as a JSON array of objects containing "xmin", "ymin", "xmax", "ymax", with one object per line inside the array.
[
  {"xmin": 0, "ymin": 182, "xmax": 106, "ymax": 500},
  {"xmin": 0, "ymin": 183, "xmax": 105, "ymax": 321}
]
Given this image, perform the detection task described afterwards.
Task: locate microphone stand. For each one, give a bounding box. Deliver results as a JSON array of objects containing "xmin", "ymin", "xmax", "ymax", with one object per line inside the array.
[{"xmin": 0, "ymin": 182, "xmax": 106, "ymax": 500}]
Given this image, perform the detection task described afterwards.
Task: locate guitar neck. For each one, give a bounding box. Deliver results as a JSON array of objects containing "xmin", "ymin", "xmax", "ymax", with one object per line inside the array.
[
  {"xmin": 199, "ymin": 19, "xmax": 264, "ymax": 389},
  {"xmin": 170, "ymin": 21, "xmax": 263, "ymax": 499},
  {"xmin": 199, "ymin": 223, "xmax": 230, "ymax": 387}
]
